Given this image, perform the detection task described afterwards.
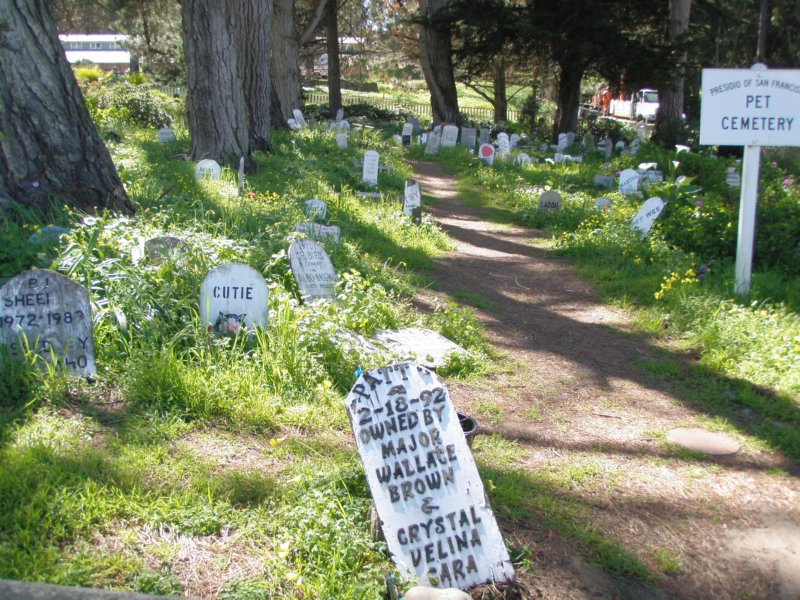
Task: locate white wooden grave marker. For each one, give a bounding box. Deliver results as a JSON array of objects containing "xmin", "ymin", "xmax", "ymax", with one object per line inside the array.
[
  {"xmin": 200, "ymin": 264, "xmax": 269, "ymax": 335},
  {"xmin": 618, "ymin": 169, "xmax": 640, "ymax": 195},
  {"xmin": 442, "ymin": 125, "xmax": 459, "ymax": 148},
  {"xmin": 288, "ymin": 239, "xmax": 337, "ymax": 302},
  {"xmin": 363, "ymin": 150, "xmax": 380, "ymax": 186},
  {"xmin": 195, "ymin": 159, "xmax": 221, "ymax": 180},
  {"xmin": 699, "ymin": 64, "xmax": 800, "ymax": 294},
  {"xmin": 631, "ymin": 197, "xmax": 664, "ymax": 236},
  {"xmin": 538, "ymin": 191, "xmax": 562, "ymax": 211},
  {"xmin": 404, "ymin": 180, "xmax": 422, "ymax": 217},
  {"xmin": 1, "ymin": 270, "xmax": 96, "ymax": 377},
  {"xmin": 345, "ymin": 363, "xmax": 515, "ymax": 589},
  {"xmin": 478, "ymin": 143, "xmax": 495, "ymax": 166},
  {"xmin": 157, "ymin": 127, "xmax": 176, "ymax": 144}
]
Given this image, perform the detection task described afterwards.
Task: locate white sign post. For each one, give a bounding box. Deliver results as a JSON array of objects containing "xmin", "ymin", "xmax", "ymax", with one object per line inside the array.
[{"xmin": 699, "ymin": 64, "xmax": 800, "ymax": 295}]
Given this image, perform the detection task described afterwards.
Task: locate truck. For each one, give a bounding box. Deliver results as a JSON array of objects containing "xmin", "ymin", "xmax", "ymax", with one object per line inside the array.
[{"xmin": 609, "ymin": 88, "xmax": 659, "ymax": 122}]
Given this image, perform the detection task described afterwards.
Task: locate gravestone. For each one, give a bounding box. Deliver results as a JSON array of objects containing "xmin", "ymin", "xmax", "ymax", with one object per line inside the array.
[
  {"xmin": 295, "ymin": 222, "xmax": 341, "ymax": 243},
  {"xmin": 594, "ymin": 197, "xmax": 613, "ymax": 210},
  {"xmin": 515, "ymin": 153, "xmax": 531, "ymax": 168},
  {"xmin": 345, "ymin": 363, "xmax": 515, "ymax": 589},
  {"xmin": 195, "ymin": 159, "xmax": 221, "ymax": 180},
  {"xmin": 618, "ymin": 169, "xmax": 640, "ymax": 195},
  {"xmin": 565, "ymin": 154, "xmax": 583, "ymax": 163},
  {"xmin": 442, "ymin": 125, "xmax": 459, "ymax": 148},
  {"xmin": 538, "ymin": 190, "xmax": 562, "ymax": 211},
  {"xmin": 410, "ymin": 117, "xmax": 421, "ymax": 134},
  {"xmin": 630, "ymin": 138, "xmax": 641, "ymax": 154},
  {"xmin": 363, "ymin": 150, "xmax": 380, "ymax": 186},
  {"xmin": 402, "ymin": 123, "xmax": 413, "ymax": 147},
  {"xmin": 200, "ymin": 264, "xmax": 269, "ymax": 335},
  {"xmin": 636, "ymin": 170, "xmax": 664, "ymax": 185},
  {"xmin": 496, "ymin": 133, "xmax": 510, "ymax": 157},
  {"xmin": 374, "ymin": 329, "xmax": 466, "ymax": 369},
  {"xmin": 237, "ymin": 156, "xmax": 245, "ymax": 195},
  {"xmin": 557, "ymin": 133, "xmax": 568, "ymax": 152},
  {"xmin": 460, "ymin": 127, "xmax": 477, "ymax": 149},
  {"xmin": 28, "ymin": 226, "xmax": 69, "ymax": 245},
  {"xmin": 1, "ymin": 270, "xmax": 96, "ymax": 377},
  {"xmin": 303, "ymin": 198, "xmax": 328, "ymax": 221},
  {"xmin": 478, "ymin": 128, "xmax": 490, "ymax": 144},
  {"xmin": 288, "ymin": 239, "xmax": 337, "ymax": 302},
  {"xmin": 630, "ymin": 196, "xmax": 664, "ymax": 236},
  {"xmin": 424, "ymin": 131, "xmax": 441, "ymax": 156},
  {"xmin": 593, "ymin": 174, "xmax": 615, "ymax": 188},
  {"xmin": 583, "ymin": 132, "xmax": 595, "ymax": 150},
  {"xmin": 635, "ymin": 122, "xmax": 647, "ymax": 139},
  {"xmin": 565, "ymin": 131, "xmax": 576, "ymax": 146},
  {"xmin": 157, "ymin": 127, "xmax": 176, "ymax": 144},
  {"xmin": 292, "ymin": 108, "xmax": 307, "ymax": 129},
  {"xmin": 336, "ymin": 132, "xmax": 348, "ymax": 149},
  {"xmin": 509, "ymin": 133, "xmax": 520, "ymax": 150},
  {"xmin": 553, "ymin": 153, "xmax": 566, "ymax": 164},
  {"xmin": 143, "ymin": 236, "xmax": 189, "ymax": 264},
  {"xmin": 615, "ymin": 140, "xmax": 626, "ymax": 152},
  {"xmin": 478, "ymin": 143, "xmax": 495, "ymax": 166},
  {"xmin": 603, "ymin": 138, "xmax": 613, "ymax": 159},
  {"xmin": 335, "ymin": 108, "xmax": 344, "ymax": 123},
  {"xmin": 287, "ymin": 118, "xmax": 299, "ymax": 130},
  {"xmin": 403, "ymin": 180, "xmax": 422, "ymax": 219},
  {"xmin": 726, "ymin": 167, "xmax": 741, "ymax": 188}
]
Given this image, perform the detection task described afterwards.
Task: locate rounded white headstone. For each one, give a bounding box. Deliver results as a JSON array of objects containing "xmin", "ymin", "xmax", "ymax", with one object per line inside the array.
[
  {"xmin": 478, "ymin": 143, "xmax": 495, "ymax": 166},
  {"xmin": 631, "ymin": 196, "xmax": 664, "ymax": 235},
  {"xmin": 157, "ymin": 127, "xmax": 176, "ymax": 143},
  {"xmin": 199, "ymin": 264, "xmax": 269, "ymax": 334},
  {"xmin": 288, "ymin": 239, "xmax": 337, "ymax": 302},
  {"xmin": 618, "ymin": 169, "xmax": 640, "ymax": 195},
  {"xmin": 538, "ymin": 190, "xmax": 562, "ymax": 211},
  {"xmin": 515, "ymin": 153, "xmax": 531, "ymax": 167},
  {"xmin": 335, "ymin": 133, "xmax": 348, "ymax": 149},
  {"xmin": 195, "ymin": 159, "xmax": 221, "ymax": 180}
]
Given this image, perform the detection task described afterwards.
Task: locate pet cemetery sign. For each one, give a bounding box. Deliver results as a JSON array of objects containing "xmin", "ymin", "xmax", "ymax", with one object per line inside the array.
[
  {"xmin": 346, "ymin": 363, "xmax": 515, "ymax": 590},
  {"xmin": 1, "ymin": 270, "xmax": 96, "ymax": 377},
  {"xmin": 699, "ymin": 64, "xmax": 800, "ymax": 295}
]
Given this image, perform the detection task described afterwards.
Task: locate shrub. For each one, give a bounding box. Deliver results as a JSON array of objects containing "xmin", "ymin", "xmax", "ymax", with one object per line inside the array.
[{"xmin": 80, "ymin": 79, "xmax": 177, "ymax": 128}]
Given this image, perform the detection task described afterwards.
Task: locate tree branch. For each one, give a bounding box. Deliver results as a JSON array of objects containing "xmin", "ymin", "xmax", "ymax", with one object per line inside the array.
[{"xmin": 299, "ymin": 0, "xmax": 329, "ymax": 45}]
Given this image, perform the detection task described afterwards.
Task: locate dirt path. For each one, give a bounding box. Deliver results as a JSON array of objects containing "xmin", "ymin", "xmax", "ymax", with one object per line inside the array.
[{"xmin": 409, "ymin": 160, "xmax": 800, "ymax": 600}]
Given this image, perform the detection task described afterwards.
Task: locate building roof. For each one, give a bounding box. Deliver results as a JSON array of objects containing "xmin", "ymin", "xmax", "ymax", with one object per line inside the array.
[{"xmin": 64, "ymin": 50, "xmax": 130, "ymax": 65}]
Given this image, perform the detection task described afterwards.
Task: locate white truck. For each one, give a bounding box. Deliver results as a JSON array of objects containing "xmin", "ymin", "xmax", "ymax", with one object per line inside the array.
[{"xmin": 609, "ymin": 88, "xmax": 659, "ymax": 122}]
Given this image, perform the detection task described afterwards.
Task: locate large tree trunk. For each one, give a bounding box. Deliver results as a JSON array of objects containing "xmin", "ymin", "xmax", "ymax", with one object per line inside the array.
[
  {"xmin": 492, "ymin": 56, "xmax": 508, "ymax": 123},
  {"xmin": 418, "ymin": 0, "xmax": 460, "ymax": 124},
  {"xmin": 0, "ymin": 0, "xmax": 132, "ymax": 215},
  {"xmin": 272, "ymin": 0, "xmax": 301, "ymax": 122},
  {"xmin": 325, "ymin": 0, "xmax": 342, "ymax": 119},
  {"xmin": 552, "ymin": 55, "xmax": 583, "ymax": 139},
  {"xmin": 653, "ymin": 0, "xmax": 692, "ymax": 144},
  {"xmin": 235, "ymin": 0, "xmax": 273, "ymax": 152},
  {"xmin": 182, "ymin": 0, "xmax": 252, "ymax": 169}
]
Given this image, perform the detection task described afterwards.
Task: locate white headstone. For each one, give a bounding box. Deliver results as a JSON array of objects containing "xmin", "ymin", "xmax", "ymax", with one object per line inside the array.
[
  {"xmin": 618, "ymin": 169, "xmax": 640, "ymax": 195},
  {"xmin": 157, "ymin": 127, "xmax": 176, "ymax": 144},
  {"xmin": 345, "ymin": 363, "xmax": 516, "ymax": 589},
  {"xmin": 594, "ymin": 197, "xmax": 613, "ymax": 210},
  {"xmin": 478, "ymin": 128, "xmax": 490, "ymax": 144},
  {"xmin": 460, "ymin": 127, "xmax": 477, "ymax": 149},
  {"xmin": 553, "ymin": 153, "xmax": 566, "ymax": 164},
  {"xmin": 295, "ymin": 222, "xmax": 341, "ymax": 243},
  {"xmin": 631, "ymin": 197, "xmax": 665, "ymax": 236},
  {"xmin": 335, "ymin": 108, "xmax": 344, "ymax": 123},
  {"xmin": 363, "ymin": 150, "xmax": 380, "ymax": 186},
  {"xmin": 515, "ymin": 153, "xmax": 531, "ymax": 167},
  {"xmin": 509, "ymin": 133, "xmax": 520, "ymax": 150},
  {"xmin": 336, "ymin": 132, "xmax": 348, "ymax": 149},
  {"xmin": 143, "ymin": 236, "xmax": 189, "ymax": 265},
  {"xmin": 402, "ymin": 123, "xmax": 413, "ymax": 147},
  {"xmin": 635, "ymin": 122, "xmax": 647, "ymax": 139},
  {"xmin": 630, "ymin": 138, "xmax": 641, "ymax": 154},
  {"xmin": 195, "ymin": 159, "xmax": 221, "ymax": 180},
  {"xmin": 288, "ymin": 118, "xmax": 299, "ymax": 130},
  {"xmin": 288, "ymin": 239, "xmax": 337, "ymax": 302},
  {"xmin": 538, "ymin": 190, "xmax": 562, "ymax": 211},
  {"xmin": 303, "ymin": 198, "xmax": 328, "ymax": 221},
  {"xmin": 292, "ymin": 108, "xmax": 307, "ymax": 129},
  {"xmin": 557, "ymin": 133, "xmax": 568, "ymax": 152},
  {"xmin": 424, "ymin": 131, "xmax": 441, "ymax": 156},
  {"xmin": 496, "ymin": 133, "xmax": 510, "ymax": 157},
  {"xmin": 403, "ymin": 180, "xmax": 422, "ymax": 217},
  {"xmin": 442, "ymin": 125, "xmax": 459, "ymax": 148},
  {"xmin": 0, "ymin": 270, "xmax": 96, "ymax": 377},
  {"xmin": 725, "ymin": 166, "xmax": 741, "ymax": 188},
  {"xmin": 199, "ymin": 264, "xmax": 269, "ymax": 335},
  {"xmin": 478, "ymin": 143, "xmax": 495, "ymax": 166},
  {"xmin": 374, "ymin": 328, "xmax": 466, "ymax": 369}
]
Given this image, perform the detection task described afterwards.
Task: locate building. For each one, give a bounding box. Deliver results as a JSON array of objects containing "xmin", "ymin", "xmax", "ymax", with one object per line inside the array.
[{"xmin": 59, "ymin": 34, "xmax": 131, "ymax": 73}]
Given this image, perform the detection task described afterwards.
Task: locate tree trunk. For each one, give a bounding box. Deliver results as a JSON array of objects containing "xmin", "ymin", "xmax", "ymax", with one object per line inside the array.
[
  {"xmin": 653, "ymin": 0, "xmax": 692, "ymax": 144},
  {"xmin": 492, "ymin": 56, "xmax": 508, "ymax": 123},
  {"xmin": 0, "ymin": 0, "xmax": 132, "ymax": 215},
  {"xmin": 234, "ymin": 0, "xmax": 273, "ymax": 152},
  {"xmin": 418, "ymin": 0, "xmax": 459, "ymax": 124},
  {"xmin": 552, "ymin": 56, "xmax": 583, "ymax": 139},
  {"xmin": 272, "ymin": 0, "xmax": 301, "ymax": 122},
  {"xmin": 756, "ymin": 0, "xmax": 769, "ymax": 63},
  {"xmin": 325, "ymin": 0, "xmax": 342, "ymax": 119},
  {"xmin": 182, "ymin": 0, "xmax": 252, "ymax": 169}
]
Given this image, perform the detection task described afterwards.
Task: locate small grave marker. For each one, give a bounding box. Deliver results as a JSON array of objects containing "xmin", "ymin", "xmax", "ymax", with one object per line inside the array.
[
  {"xmin": 362, "ymin": 150, "xmax": 380, "ymax": 186},
  {"xmin": 630, "ymin": 138, "xmax": 641, "ymax": 154},
  {"xmin": 515, "ymin": 153, "xmax": 531, "ymax": 167},
  {"xmin": 726, "ymin": 166, "xmax": 741, "ymax": 188},
  {"xmin": 478, "ymin": 128, "xmax": 490, "ymax": 144},
  {"xmin": 142, "ymin": 236, "xmax": 189, "ymax": 265},
  {"xmin": 478, "ymin": 143, "xmax": 495, "ymax": 166},
  {"xmin": 403, "ymin": 180, "xmax": 421, "ymax": 219},
  {"xmin": 666, "ymin": 428, "xmax": 740, "ymax": 456},
  {"xmin": 195, "ymin": 159, "xmax": 221, "ymax": 180},
  {"xmin": 288, "ymin": 118, "xmax": 299, "ymax": 130},
  {"xmin": 675, "ymin": 144, "xmax": 690, "ymax": 153},
  {"xmin": 583, "ymin": 132, "xmax": 595, "ymax": 150},
  {"xmin": 557, "ymin": 133, "xmax": 568, "ymax": 152},
  {"xmin": 615, "ymin": 140, "xmax": 626, "ymax": 152},
  {"xmin": 345, "ymin": 363, "xmax": 515, "ymax": 589},
  {"xmin": 593, "ymin": 174, "xmax": 614, "ymax": 188},
  {"xmin": 636, "ymin": 170, "xmax": 664, "ymax": 185},
  {"xmin": 424, "ymin": 131, "xmax": 441, "ymax": 156},
  {"xmin": 496, "ymin": 133, "xmax": 510, "ymax": 157},
  {"xmin": 460, "ymin": 127, "xmax": 477, "ymax": 149},
  {"xmin": 1, "ymin": 270, "xmax": 96, "ymax": 377},
  {"xmin": 292, "ymin": 108, "xmax": 307, "ymax": 129},
  {"xmin": 288, "ymin": 239, "xmax": 337, "ymax": 302},
  {"xmin": 630, "ymin": 196, "xmax": 664, "ymax": 235},
  {"xmin": 157, "ymin": 127, "xmax": 176, "ymax": 144},
  {"xmin": 441, "ymin": 125, "xmax": 459, "ymax": 148},
  {"xmin": 336, "ymin": 132, "xmax": 348, "ymax": 149},
  {"xmin": 402, "ymin": 123, "xmax": 413, "ymax": 147},
  {"xmin": 603, "ymin": 138, "xmax": 613, "ymax": 158},
  {"xmin": 335, "ymin": 108, "xmax": 344, "ymax": 123},
  {"xmin": 303, "ymin": 198, "xmax": 328, "ymax": 221},
  {"xmin": 509, "ymin": 133, "xmax": 520, "ymax": 149},
  {"xmin": 295, "ymin": 222, "xmax": 341, "ymax": 242},
  {"xmin": 618, "ymin": 169, "xmax": 640, "ymax": 195},
  {"xmin": 538, "ymin": 190, "xmax": 562, "ymax": 211},
  {"xmin": 594, "ymin": 197, "xmax": 613, "ymax": 210},
  {"xmin": 199, "ymin": 264, "xmax": 269, "ymax": 335},
  {"xmin": 410, "ymin": 117, "xmax": 421, "ymax": 134}
]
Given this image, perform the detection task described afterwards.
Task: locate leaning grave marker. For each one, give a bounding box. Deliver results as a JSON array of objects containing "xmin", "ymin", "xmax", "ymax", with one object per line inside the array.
[
  {"xmin": 631, "ymin": 196, "xmax": 665, "ymax": 236},
  {"xmin": 363, "ymin": 150, "xmax": 380, "ymax": 186},
  {"xmin": 1, "ymin": 269, "xmax": 96, "ymax": 377},
  {"xmin": 288, "ymin": 239, "xmax": 337, "ymax": 302},
  {"xmin": 199, "ymin": 264, "xmax": 269, "ymax": 335},
  {"xmin": 404, "ymin": 180, "xmax": 422, "ymax": 218},
  {"xmin": 345, "ymin": 363, "xmax": 516, "ymax": 590},
  {"xmin": 292, "ymin": 108, "xmax": 307, "ymax": 129}
]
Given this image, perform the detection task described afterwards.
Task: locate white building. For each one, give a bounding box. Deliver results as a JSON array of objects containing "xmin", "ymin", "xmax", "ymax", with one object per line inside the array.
[{"xmin": 59, "ymin": 34, "xmax": 131, "ymax": 73}]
